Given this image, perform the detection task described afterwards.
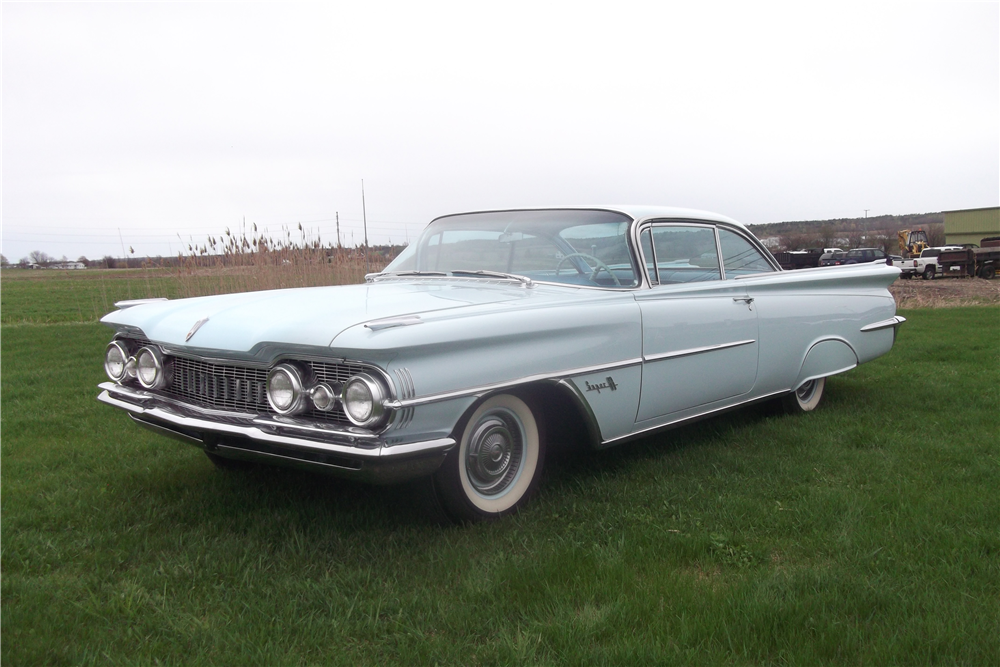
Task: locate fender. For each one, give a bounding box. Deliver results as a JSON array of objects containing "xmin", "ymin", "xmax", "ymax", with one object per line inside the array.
[{"xmin": 794, "ymin": 338, "xmax": 859, "ymax": 390}]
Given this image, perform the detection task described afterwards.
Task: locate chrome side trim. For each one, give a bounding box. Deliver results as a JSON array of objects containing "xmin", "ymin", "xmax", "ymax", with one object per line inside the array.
[
  {"xmin": 601, "ymin": 389, "xmax": 788, "ymax": 448},
  {"xmin": 364, "ymin": 315, "xmax": 422, "ymax": 331},
  {"xmin": 114, "ymin": 298, "xmax": 169, "ymax": 309},
  {"xmin": 643, "ymin": 339, "xmax": 756, "ymax": 363},
  {"xmin": 98, "ymin": 389, "xmax": 455, "ymax": 459},
  {"xmin": 384, "ymin": 357, "xmax": 644, "ymax": 409},
  {"xmin": 860, "ymin": 316, "xmax": 907, "ymax": 332}
]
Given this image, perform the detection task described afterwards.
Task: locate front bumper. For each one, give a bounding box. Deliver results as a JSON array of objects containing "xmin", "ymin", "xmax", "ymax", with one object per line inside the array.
[{"xmin": 97, "ymin": 382, "xmax": 455, "ymax": 483}]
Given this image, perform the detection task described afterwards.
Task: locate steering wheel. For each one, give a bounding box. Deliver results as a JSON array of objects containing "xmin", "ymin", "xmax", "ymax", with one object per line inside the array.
[{"xmin": 554, "ymin": 253, "xmax": 621, "ymax": 286}]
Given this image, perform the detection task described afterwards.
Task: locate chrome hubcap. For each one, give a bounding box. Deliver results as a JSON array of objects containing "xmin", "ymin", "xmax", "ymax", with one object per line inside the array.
[
  {"xmin": 466, "ymin": 410, "xmax": 523, "ymax": 495},
  {"xmin": 796, "ymin": 380, "xmax": 816, "ymax": 403}
]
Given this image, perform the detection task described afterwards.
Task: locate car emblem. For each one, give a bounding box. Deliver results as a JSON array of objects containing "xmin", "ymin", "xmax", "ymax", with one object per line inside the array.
[
  {"xmin": 584, "ymin": 376, "xmax": 618, "ymax": 394},
  {"xmin": 185, "ymin": 317, "xmax": 209, "ymax": 342}
]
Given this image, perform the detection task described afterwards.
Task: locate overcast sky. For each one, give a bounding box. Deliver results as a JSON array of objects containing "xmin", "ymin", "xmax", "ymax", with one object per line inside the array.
[{"xmin": 2, "ymin": 2, "xmax": 997, "ymax": 262}]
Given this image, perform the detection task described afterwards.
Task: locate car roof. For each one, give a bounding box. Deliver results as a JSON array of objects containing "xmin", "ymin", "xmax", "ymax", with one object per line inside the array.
[{"xmin": 434, "ymin": 205, "xmax": 747, "ymax": 231}]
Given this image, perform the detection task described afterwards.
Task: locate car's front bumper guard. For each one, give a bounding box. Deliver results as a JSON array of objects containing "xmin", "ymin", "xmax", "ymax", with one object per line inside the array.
[{"xmin": 97, "ymin": 382, "xmax": 455, "ymax": 483}]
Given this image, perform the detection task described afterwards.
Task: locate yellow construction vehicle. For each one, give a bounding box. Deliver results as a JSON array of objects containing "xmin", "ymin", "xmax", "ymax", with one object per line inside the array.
[{"xmin": 898, "ymin": 229, "xmax": 929, "ymax": 258}]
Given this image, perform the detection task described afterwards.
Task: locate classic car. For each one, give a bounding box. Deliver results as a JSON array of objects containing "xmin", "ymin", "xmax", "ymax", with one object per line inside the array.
[{"xmin": 97, "ymin": 206, "xmax": 905, "ymax": 521}]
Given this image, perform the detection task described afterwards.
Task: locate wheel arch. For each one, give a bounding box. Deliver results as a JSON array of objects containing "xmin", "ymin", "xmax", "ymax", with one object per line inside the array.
[
  {"xmin": 447, "ymin": 380, "xmax": 601, "ymax": 454},
  {"xmin": 794, "ymin": 337, "xmax": 859, "ymax": 390}
]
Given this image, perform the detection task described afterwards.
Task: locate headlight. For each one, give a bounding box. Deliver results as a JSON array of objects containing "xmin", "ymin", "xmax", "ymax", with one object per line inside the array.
[
  {"xmin": 135, "ymin": 346, "xmax": 172, "ymax": 390},
  {"xmin": 104, "ymin": 341, "xmax": 130, "ymax": 381},
  {"xmin": 267, "ymin": 363, "xmax": 309, "ymax": 415},
  {"xmin": 341, "ymin": 373, "xmax": 388, "ymax": 428},
  {"xmin": 309, "ymin": 383, "xmax": 337, "ymax": 412}
]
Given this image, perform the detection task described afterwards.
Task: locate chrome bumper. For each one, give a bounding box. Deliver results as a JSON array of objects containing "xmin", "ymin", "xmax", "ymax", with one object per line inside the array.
[{"xmin": 97, "ymin": 383, "xmax": 455, "ymax": 484}]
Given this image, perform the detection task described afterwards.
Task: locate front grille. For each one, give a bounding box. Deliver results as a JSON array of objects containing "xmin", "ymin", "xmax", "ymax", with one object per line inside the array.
[
  {"xmin": 161, "ymin": 355, "xmax": 374, "ymax": 425},
  {"xmin": 167, "ymin": 357, "xmax": 270, "ymax": 414}
]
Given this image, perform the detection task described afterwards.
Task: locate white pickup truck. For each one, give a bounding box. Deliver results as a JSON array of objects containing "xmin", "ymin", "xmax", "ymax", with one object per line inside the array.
[{"xmin": 894, "ymin": 246, "xmax": 963, "ymax": 280}]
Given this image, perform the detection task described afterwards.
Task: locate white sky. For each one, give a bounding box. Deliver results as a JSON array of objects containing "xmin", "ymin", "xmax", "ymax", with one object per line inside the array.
[{"xmin": 2, "ymin": 1, "xmax": 998, "ymax": 262}]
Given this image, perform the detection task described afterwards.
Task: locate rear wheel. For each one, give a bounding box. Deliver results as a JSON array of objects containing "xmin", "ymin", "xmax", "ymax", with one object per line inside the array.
[
  {"xmin": 433, "ymin": 393, "xmax": 545, "ymax": 522},
  {"xmin": 982, "ymin": 265, "xmax": 996, "ymax": 280},
  {"xmin": 922, "ymin": 266, "xmax": 935, "ymax": 280},
  {"xmin": 781, "ymin": 377, "xmax": 826, "ymax": 413}
]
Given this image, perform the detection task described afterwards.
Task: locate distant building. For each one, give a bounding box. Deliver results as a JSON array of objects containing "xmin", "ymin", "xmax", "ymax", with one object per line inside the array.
[
  {"xmin": 51, "ymin": 261, "xmax": 87, "ymax": 270},
  {"xmin": 944, "ymin": 206, "xmax": 1000, "ymax": 246}
]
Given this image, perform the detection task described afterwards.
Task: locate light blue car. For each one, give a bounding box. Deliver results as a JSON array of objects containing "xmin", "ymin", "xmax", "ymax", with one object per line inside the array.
[{"xmin": 98, "ymin": 206, "xmax": 905, "ymax": 521}]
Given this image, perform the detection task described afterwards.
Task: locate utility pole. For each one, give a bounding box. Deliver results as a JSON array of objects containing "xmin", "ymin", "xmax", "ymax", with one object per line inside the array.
[
  {"xmin": 361, "ymin": 180, "xmax": 369, "ymax": 273},
  {"xmin": 336, "ymin": 212, "xmax": 341, "ymax": 248}
]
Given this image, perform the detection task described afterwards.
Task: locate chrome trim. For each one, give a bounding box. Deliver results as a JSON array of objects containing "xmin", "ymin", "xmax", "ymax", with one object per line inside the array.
[
  {"xmin": 185, "ymin": 317, "xmax": 210, "ymax": 342},
  {"xmin": 113, "ymin": 298, "xmax": 168, "ymax": 309},
  {"xmin": 364, "ymin": 315, "xmax": 422, "ymax": 331},
  {"xmin": 341, "ymin": 373, "xmax": 389, "ymax": 428},
  {"xmin": 860, "ymin": 316, "xmax": 907, "ymax": 332},
  {"xmin": 266, "ymin": 363, "xmax": 309, "ymax": 415},
  {"xmin": 383, "ymin": 357, "xmax": 644, "ymax": 409},
  {"xmin": 136, "ymin": 346, "xmax": 172, "ymax": 390},
  {"xmin": 98, "ymin": 388, "xmax": 455, "ymax": 459},
  {"xmin": 394, "ymin": 368, "xmax": 416, "ymax": 401},
  {"xmin": 100, "ymin": 381, "xmax": 260, "ymax": 419},
  {"xmin": 104, "ymin": 341, "xmax": 130, "ymax": 382},
  {"xmin": 601, "ymin": 389, "xmax": 788, "ymax": 448},
  {"xmin": 643, "ymin": 339, "xmax": 756, "ymax": 363}
]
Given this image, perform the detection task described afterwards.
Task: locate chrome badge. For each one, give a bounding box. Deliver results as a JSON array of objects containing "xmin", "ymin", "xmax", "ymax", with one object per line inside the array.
[{"xmin": 185, "ymin": 317, "xmax": 209, "ymax": 342}]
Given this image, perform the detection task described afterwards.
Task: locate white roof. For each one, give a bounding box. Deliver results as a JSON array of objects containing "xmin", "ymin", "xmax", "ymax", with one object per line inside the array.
[{"xmin": 435, "ymin": 205, "xmax": 747, "ymax": 230}]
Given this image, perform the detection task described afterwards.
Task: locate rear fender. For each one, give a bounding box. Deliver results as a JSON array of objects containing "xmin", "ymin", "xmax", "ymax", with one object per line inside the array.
[{"xmin": 794, "ymin": 338, "xmax": 858, "ymax": 390}]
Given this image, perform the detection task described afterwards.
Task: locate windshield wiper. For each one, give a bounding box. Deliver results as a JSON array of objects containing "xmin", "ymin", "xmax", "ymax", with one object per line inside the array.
[
  {"xmin": 366, "ymin": 270, "xmax": 449, "ymax": 282},
  {"xmin": 449, "ymin": 270, "xmax": 535, "ymax": 287}
]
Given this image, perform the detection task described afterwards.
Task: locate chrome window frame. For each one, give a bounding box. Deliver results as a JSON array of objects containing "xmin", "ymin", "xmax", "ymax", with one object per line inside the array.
[{"xmin": 632, "ymin": 219, "xmax": 780, "ymax": 287}]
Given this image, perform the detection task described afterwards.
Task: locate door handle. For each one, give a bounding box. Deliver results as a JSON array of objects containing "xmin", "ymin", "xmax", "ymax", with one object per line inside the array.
[{"xmin": 733, "ymin": 297, "xmax": 754, "ymax": 310}]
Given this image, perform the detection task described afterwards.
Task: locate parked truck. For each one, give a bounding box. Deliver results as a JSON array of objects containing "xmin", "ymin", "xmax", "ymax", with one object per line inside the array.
[
  {"xmin": 893, "ymin": 246, "xmax": 963, "ymax": 280},
  {"xmin": 937, "ymin": 237, "xmax": 1000, "ymax": 280}
]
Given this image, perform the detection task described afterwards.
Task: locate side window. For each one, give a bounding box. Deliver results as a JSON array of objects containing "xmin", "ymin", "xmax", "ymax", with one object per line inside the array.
[
  {"xmin": 640, "ymin": 228, "xmax": 657, "ymax": 285},
  {"xmin": 649, "ymin": 225, "xmax": 721, "ymax": 283},
  {"xmin": 718, "ymin": 228, "xmax": 775, "ymax": 277}
]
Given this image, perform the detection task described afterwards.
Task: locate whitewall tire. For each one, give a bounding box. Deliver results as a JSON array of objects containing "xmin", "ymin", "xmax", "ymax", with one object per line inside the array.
[
  {"xmin": 783, "ymin": 377, "xmax": 826, "ymax": 413},
  {"xmin": 434, "ymin": 393, "xmax": 545, "ymax": 521}
]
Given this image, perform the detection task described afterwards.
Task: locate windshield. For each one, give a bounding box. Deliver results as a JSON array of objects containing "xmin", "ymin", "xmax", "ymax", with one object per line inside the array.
[{"xmin": 383, "ymin": 209, "xmax": 639, "ymax": 288}]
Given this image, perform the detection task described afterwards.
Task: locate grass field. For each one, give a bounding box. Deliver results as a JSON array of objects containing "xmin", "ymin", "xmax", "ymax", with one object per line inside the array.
[{"xmin": 2, "ymin": 271, "xmax": 998, "ymax": 665}]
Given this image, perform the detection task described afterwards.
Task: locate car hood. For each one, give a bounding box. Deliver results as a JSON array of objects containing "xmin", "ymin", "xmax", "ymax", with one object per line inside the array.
[{"xmin": 101, "ymin": 281, "xmax": 558, "ymax": 353}]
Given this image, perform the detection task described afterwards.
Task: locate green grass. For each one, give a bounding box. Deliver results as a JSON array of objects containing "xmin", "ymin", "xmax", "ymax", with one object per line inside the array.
[
  {"xmin": 2, "ymin": 272, "xmax": 998, "ymax": 665},
  {"xmin": 1, "ymin": 269, "xmax": 181, "ymax": 325}
]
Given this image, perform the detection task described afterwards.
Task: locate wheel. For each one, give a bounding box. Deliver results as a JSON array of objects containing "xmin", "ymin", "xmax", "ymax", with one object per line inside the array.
[
  {"xmin": 433, "ymin": 393, "xmax": 545, "ymax": 522},
  {"xmin": 900, "ymin": 273, "xmax": 912, "ymax": 280},
  {"xmin": 922, "ymin": 266, "xmax": 935, "ymax": 280},
  {"xmin": 554, "ymin": 253, "xmax": 621, "ymax": 285},
  {"xmin": 781, "ymin": 377, "xmax": 826, "ymax": 413},
  {"xmin": 982, "ymin": 265, "xmax": 996, "ymax": 280}
]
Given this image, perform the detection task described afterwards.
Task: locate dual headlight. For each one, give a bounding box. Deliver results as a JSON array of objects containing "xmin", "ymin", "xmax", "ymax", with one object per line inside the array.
[
  {"xmin": 266, "ymin": 364, "xmax": 388, "ymax": 428},
  {"xmin": 105, "ymin": 343, "xmax": 391, "ymax": 429},
  {"xmin": 104, "ymin": 341, "xmax": 172, "ymax": 390}
]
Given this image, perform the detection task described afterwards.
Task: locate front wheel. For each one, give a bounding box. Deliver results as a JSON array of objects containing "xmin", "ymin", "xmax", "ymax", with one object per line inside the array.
[
  {"xmin": 922, "ymin": 266, "xmax": 935, "ymax": 280},
  {"xmin": 781, "ymin": 377, "xmax": 826, "ymax": 413},
  {"xmin": 434, "ymin": 393, "xmax": 545, "ymax": 522}
]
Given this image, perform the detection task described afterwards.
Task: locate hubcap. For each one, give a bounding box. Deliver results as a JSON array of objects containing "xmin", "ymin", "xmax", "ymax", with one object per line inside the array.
[
  {"xmin": 796, "ymin": 380, "xmax": 816, "ymax": 403},
  {"xmin": 466, "ymin": 411, "xmax": 523, "ymax": 495}
]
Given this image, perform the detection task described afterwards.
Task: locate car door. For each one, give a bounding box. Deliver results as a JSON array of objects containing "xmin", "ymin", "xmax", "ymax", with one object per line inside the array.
[{"xmin": 634, "ymin": 223, "xmax": 760, "ymax": 422}]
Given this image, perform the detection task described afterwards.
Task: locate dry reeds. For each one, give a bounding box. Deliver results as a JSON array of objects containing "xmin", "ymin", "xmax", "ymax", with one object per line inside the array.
[
  {"xmin": 889, "ymin": 277, "xmax": 1000, "ymax": 309},
  {"xmin": 170, "ymin": 222, "xmax": 398, "ymax": 298}
]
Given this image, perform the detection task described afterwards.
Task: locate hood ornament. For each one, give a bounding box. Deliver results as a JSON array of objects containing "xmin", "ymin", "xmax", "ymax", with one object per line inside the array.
[{"xmin": 185, "ymin": 317, "xmax": 210, "ymax": 342}]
